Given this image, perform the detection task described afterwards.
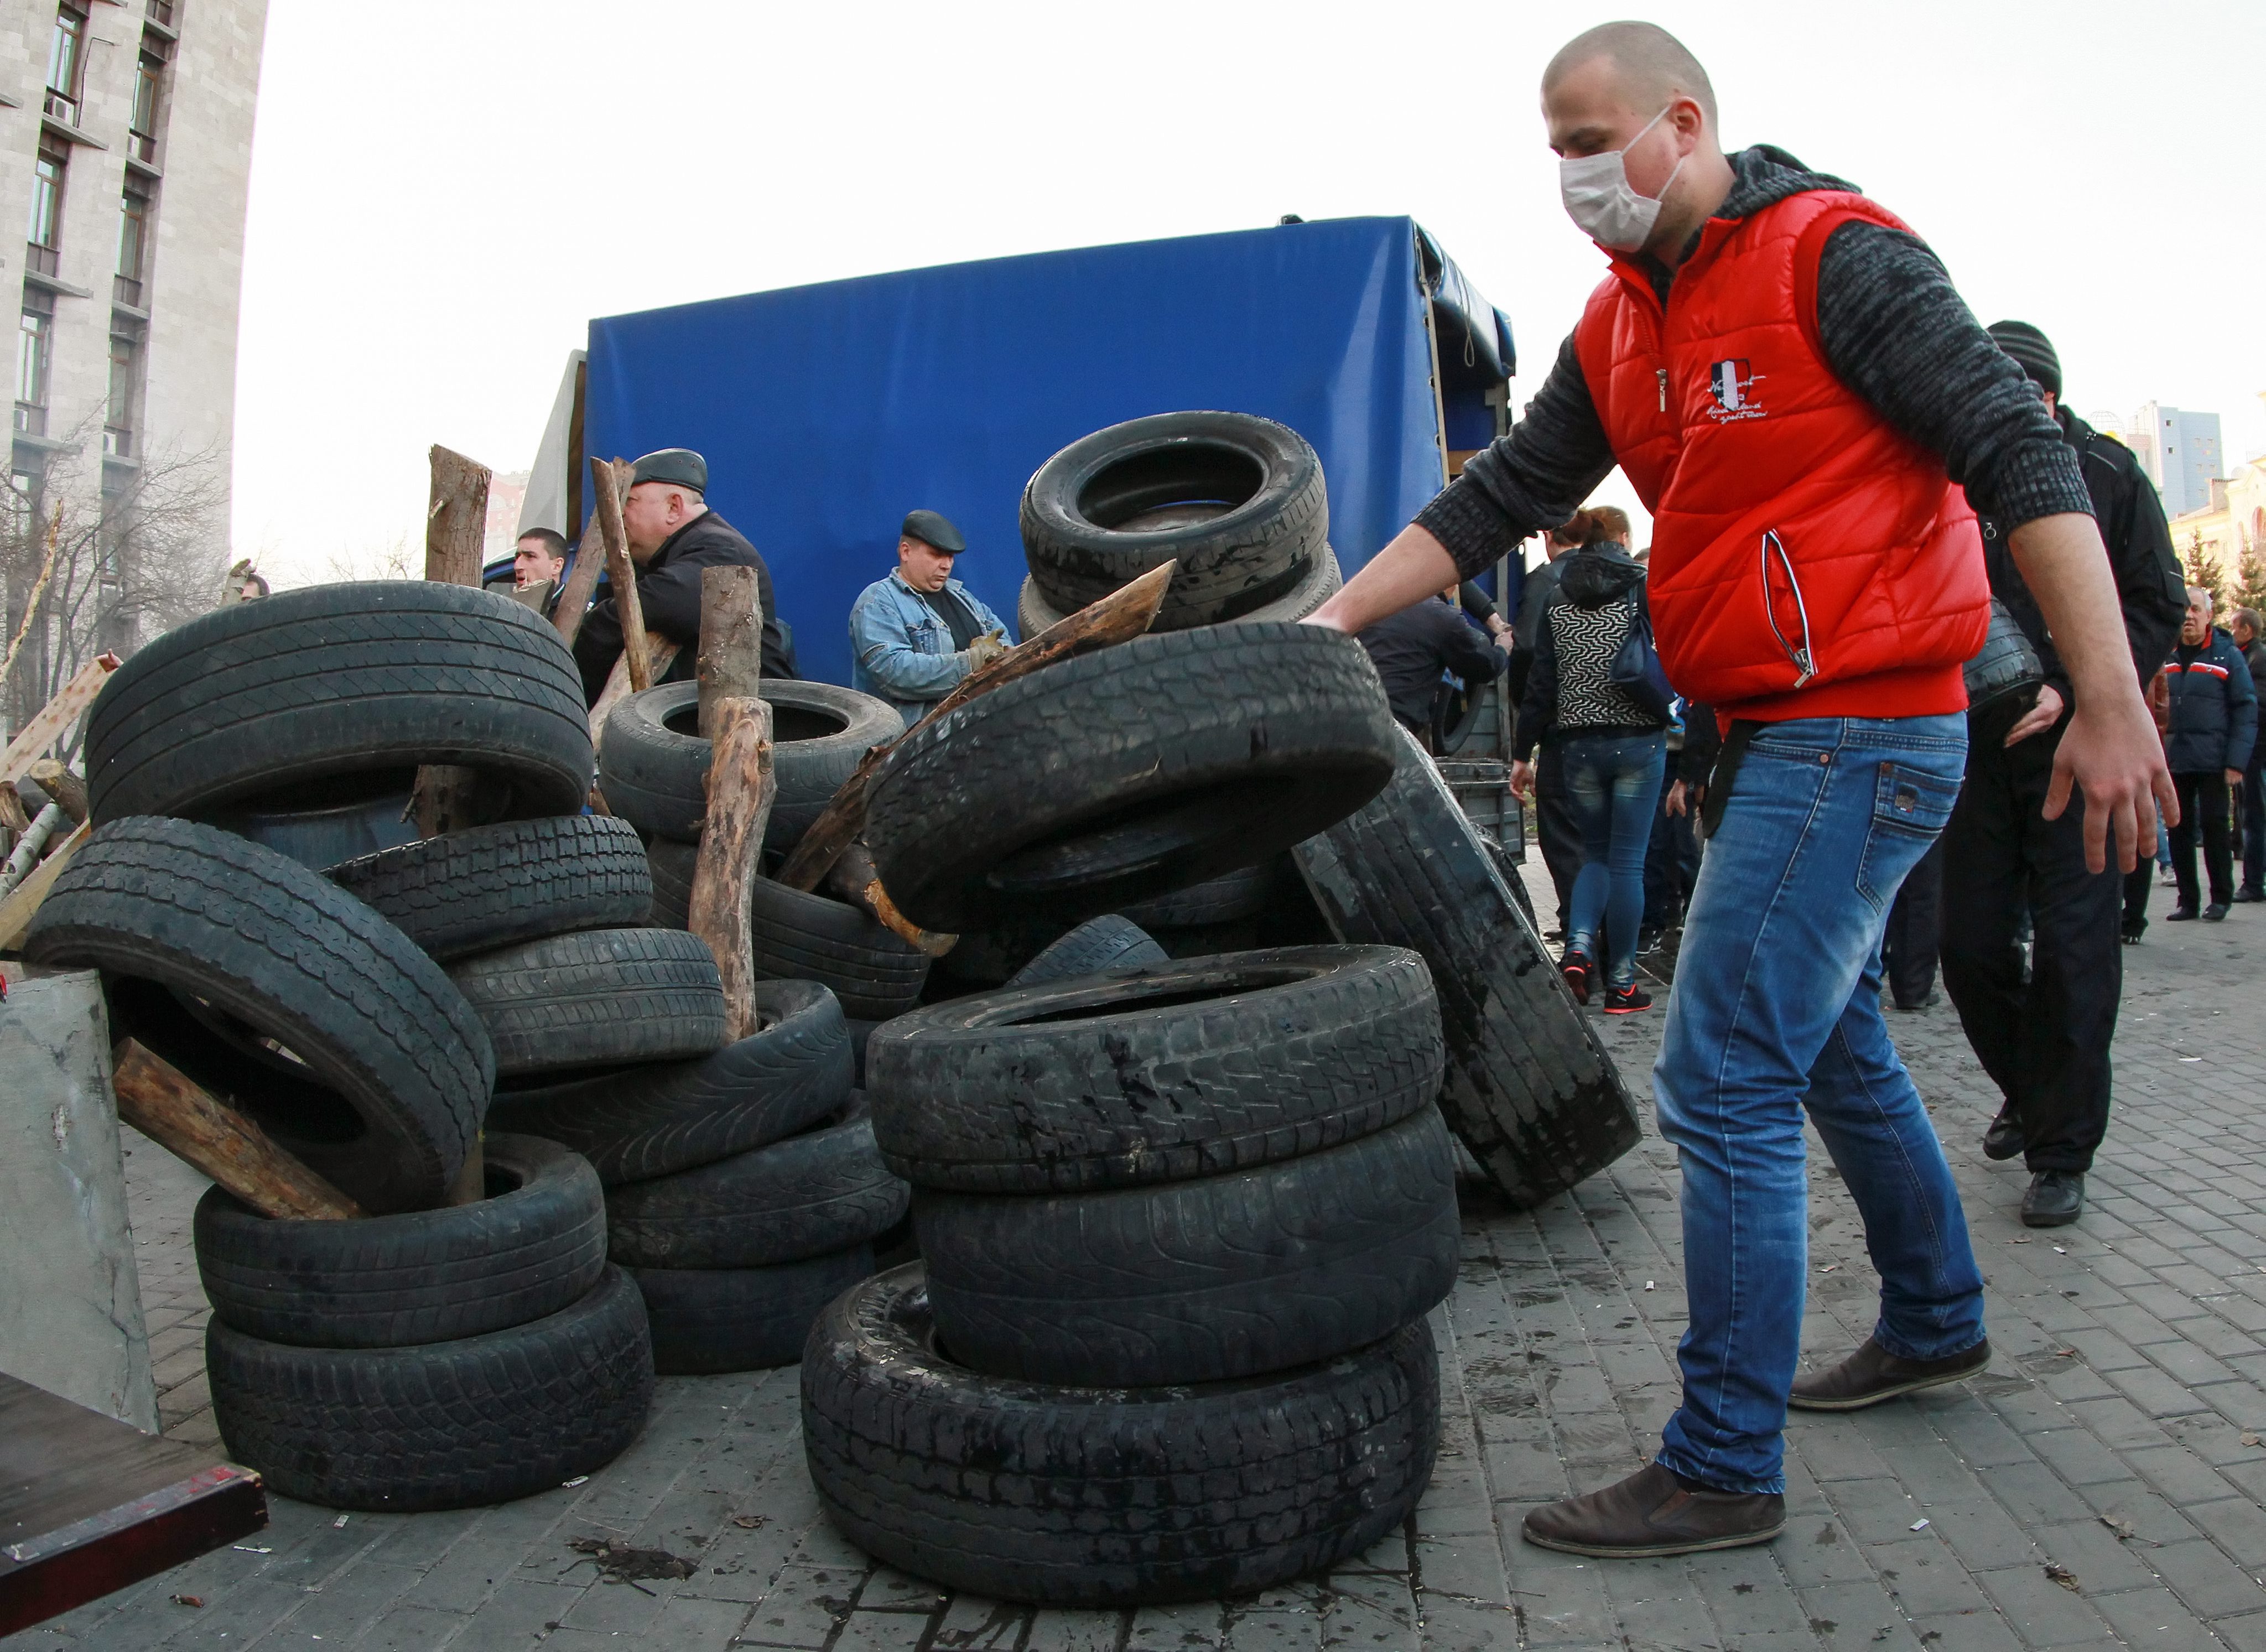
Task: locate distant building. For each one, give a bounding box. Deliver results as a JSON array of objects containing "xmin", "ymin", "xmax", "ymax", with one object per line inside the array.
[
  {"xmin": 3, "ymin": 0, "xmax": 267, "ymax": 705},
  {"xmin": 2168, "ymin": 458, "xmax": 2266, "ymax": 613},
  {"xmin": 2128, "ymin": 403, "xmax": 2224, "ymax": 518}
]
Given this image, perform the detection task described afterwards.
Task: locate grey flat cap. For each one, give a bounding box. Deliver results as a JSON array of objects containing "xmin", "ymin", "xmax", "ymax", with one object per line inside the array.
[
  {"xmin": 901, "ymin": 508, "xmax": 965, "ymax": 554},
  {"xmin": 630, "ymin": 448, "xmax": 708, "ymax": 492}
]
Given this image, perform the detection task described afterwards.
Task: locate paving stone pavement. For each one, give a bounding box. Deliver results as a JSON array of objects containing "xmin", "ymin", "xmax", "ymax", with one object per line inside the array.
[{"xmin": 7, "ymin": 869, "xmax": 2263, "ymax": 1651}]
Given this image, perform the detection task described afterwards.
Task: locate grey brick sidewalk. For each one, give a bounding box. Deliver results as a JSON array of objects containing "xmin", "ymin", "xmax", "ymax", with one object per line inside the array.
[{"xmin": 8, "ymin": 875, "xmax": 2262, "ymax": 1651}]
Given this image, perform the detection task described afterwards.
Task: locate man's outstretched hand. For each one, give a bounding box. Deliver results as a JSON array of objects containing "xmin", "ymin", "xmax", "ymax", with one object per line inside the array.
[{"xmin": 2042, "ymin": 690, "xmax": 2178, "ymax": 874}]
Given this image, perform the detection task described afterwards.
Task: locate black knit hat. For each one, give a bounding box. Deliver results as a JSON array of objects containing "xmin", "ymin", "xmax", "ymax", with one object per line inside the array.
[{"xmin": 1986, "ymin": 321, "xmax": 2061, "ymax": 398}]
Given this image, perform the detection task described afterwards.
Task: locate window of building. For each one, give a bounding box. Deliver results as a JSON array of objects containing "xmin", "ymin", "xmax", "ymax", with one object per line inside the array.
[
  {"xmin": 27, "ymin": 139, "xmax": 68, "ymax": 277},
  {"xmin": 6, "ymin": 463, "xmax": 39, "ymax": 547},
  {"xmin": 131, "ymin": 42, "xmax": 171, "ymax": 164},
  {"xmin": 17, "ymin": 293, "xmax": 56, "ymax": 438},
  {"xmin": 145, "ymin": 0, "xmax": 176, "ymax": 25},
  {"xmin": 117, "ymin": 176, "xmax": 155, "ymax": 306},
  {"xmin": 46, "ymin": 4, "xmax": 90, "ymax": 125},
  {"xmin": 106, "ymin": 325, "xmax": 143, "ymax": 458}
]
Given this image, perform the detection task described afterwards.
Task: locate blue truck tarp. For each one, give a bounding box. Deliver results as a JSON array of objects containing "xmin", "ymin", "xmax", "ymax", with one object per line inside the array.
[{"xmin": 585, "ymin": 216, "xmax": 1510, "ymax": 688}]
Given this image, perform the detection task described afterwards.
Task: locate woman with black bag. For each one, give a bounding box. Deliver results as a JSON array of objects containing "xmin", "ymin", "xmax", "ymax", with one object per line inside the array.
[{"xmin": 1510, "ymin": 508, "xmax": 1672, "ymax": 1012}]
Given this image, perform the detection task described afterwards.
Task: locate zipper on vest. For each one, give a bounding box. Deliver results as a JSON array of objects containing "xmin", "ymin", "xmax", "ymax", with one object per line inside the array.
[
  {"xmin": 1656, "ymin": 368, "xmax": 1668, "ymax": 412},
  {"xmin": 1760, "ymin": 531, "xmax": 1817, "ymax": 687}
]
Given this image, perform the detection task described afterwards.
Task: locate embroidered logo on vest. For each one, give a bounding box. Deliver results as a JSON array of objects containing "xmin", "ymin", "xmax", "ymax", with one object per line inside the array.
[{"xmin": 1705, "ymin": 359, "xmax": 1766, "ymax": 422}]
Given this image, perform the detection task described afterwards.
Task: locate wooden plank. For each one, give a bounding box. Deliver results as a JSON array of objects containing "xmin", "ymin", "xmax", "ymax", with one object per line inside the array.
[
  {"xmin": 0, "ymin": 1373, "xmax": 266, "ymax": 1638},
  {"xmin": 552, "ymin": 456, "xmax": 627, "ymax": 648},
  {"xmin": 696, "ymin": 565, "xmax": 762, "ymax": 736},
  {"xmin": 108, "ymin": 1040, "xmax": 364, "ymax": 1220},
  {"xmin": 593, "ymin": 455, "xmax": 652, "ymax": 691},
  {"xmin": 775, "ymin": 560, "xmax": 1176, "ymax": 891},
  {"xmin": 0, "ymin": 820, "xmax": 88, "ymax": 950},
  {"xmin": 0, "ymin": 654, "xmax": 119, "ymax": 787},
  {"xmin": 686, "ymin": 697, "xmax": 775, "ymax": 1040}
]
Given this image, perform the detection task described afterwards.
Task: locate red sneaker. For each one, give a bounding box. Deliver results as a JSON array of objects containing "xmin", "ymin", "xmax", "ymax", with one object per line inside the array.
[
  {"xmin": 1604, "ymin": 983, "xmax": 1652, "ymax": 1015},
  {"xmin": 1560, "ymin": 949, "xmax": 1594, "ymax": 1005}
]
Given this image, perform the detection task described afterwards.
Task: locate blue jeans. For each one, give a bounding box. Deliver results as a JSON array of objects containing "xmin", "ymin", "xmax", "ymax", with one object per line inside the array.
[
  {"xmin": 1651, "ymin": 715, "xmax": 1983, "ymax": 1495},
  {"xmin": 1561, "ymin": 732, "xmax": 1666, "ymax": 988}
]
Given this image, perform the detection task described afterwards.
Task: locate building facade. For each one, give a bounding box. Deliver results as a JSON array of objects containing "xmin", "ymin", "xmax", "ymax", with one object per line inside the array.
[
  {"xmin": 2128, "ymin": 402, "xmax": 2225, "ymax": 520},
  {"xmin": 2, "ymin": 0, "xmax": 265, "ymax": 727}
]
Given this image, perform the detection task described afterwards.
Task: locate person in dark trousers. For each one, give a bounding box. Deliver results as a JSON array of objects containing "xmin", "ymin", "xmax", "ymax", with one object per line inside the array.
[
  {"xmin": 1934, "ymin": 323, "xmax": 2189, "ymax": 1227},
  {"xmin": 2233, "ymin": 607, "xmax": 2266, "ymax": 901},
  {"xmin": 573, "ymin": 448, "xmax": 796, "ymax": 705},
  {"xmin": 1355, "ymin": 585, "xmax": 1508, "ymax": 745},
  {"xmin": 2123, "ymin": 665, "xmax": 2175, "ymax": 941},
  {"xmin": 1880, "ymin": 840, "xmax": 1944, "ymax": 1011},
  {"xmin": 2163, "ymin": 586, "xmax": 2259, "ymax": 921},
  {"xmin": 1640, "ymin": 699, "xmax": 1711, "ymax": 949},
  {"xmin": 1512, "ymin": 527, "xmax": 1670, "ymax": 1010},
  {"xmin": 1522, "ymin": 513, "xmax": 1604, "ymax": 931},
  {"xmin": 1301, "ymin": 22, "xmax": 2170, "ymax": 1558}
]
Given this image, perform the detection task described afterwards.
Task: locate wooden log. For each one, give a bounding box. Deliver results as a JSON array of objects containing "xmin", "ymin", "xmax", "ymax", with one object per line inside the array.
[
  {"xmin": 775, "ymin": 560, "xmax": 1177, "ymax": 892},
  {"xmin": 825, "ymin": 840, "xmax": 957, "ymax": 957},
  {"xmin": 686, "ymin": 697, "xmax": 775, "ymax": 1040},
  {"xmin": 414, "ymin": 446, "xmax": 496, "ymax": 841},
  {"xmin": 0, "ymin": 785, "xmax": 27, "ymax": 836},
  {"xmin": 108, "ymin": 1040, "xmax": 363, "ymax": 1220},
  {"xmin": 551, "ymin": 456, "xmax": 629, "ymax": 648},
  {"xmin": 0, "ymin": 803, "xmax": 65, "ymax": 899},
  {"xmin": 588, "ymin": 641, "xmax": 680, "ymax": 745},
  {"xmin": 0, "ymin": 820, "xmax": 87, "ymax": 949},
  {"xmin": 697, "ymin": 565, "xmax": 763, "ymax": 737},
  {"xmin": 0, "ymin": 654, "xmax": 121, "ymax": 788},
  {"xmin": 27, "ymin": 760, "xmax": 87, "ymax": 825},
  {"xmin": 592, "ymin": 456, "xmax": 653, "ymax": 692}
]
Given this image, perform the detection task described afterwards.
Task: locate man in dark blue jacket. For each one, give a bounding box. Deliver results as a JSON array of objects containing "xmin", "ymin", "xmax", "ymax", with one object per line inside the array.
[
  {"xmin": 2164, "ymin": 588, "xmax": 2259, "ymax": 921},
  {"xmin": 1355, "ymin": 585, "xmax": 1508, "ymax": 745}
]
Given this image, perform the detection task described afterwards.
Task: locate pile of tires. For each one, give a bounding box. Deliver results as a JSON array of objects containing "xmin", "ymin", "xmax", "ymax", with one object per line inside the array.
[
  {"xmin": 487, "ymin": 978, "xmax": 905, "ymax": 1374},
  {"xmin": 605, "ymin": 679, "xmax": 932, "ymax": 1020},
  {"xmin": 26, "ymin": 584, "xmax": 664, "ymax": 1508},
  {"xmin": 805, "ymin": 943, "xmax": 1454, "ymax": 1606},
  {"xmin": 1016, "ymin": 411, "xmax": 1343, "ymax": 635}
]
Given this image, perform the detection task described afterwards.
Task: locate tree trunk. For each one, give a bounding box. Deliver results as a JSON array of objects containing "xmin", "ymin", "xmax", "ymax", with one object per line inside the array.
[
  {"xmin": 697, "ymin": 565, "xmax": 763, "ymax": 736},
  {"xmin": 592, "ymin": 456, "xmax": 652, "ymax": 692},
  {"xmin": 687, "ymin": 697, "xmax": 775, "ymax": 1041},
  {"xmin": 551, "ymin": 457, "xmax": 628, "ymax": 648}
]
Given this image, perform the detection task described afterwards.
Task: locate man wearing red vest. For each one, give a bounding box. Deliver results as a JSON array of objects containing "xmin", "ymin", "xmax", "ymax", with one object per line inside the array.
[{"xmin": 1307, "ymin": 21, "xmax": 2173, "ymax": 1557}]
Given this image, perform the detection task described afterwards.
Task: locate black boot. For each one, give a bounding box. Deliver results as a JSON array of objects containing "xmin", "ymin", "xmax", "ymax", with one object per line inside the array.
[
  {"xmin": 1983, "ymin": 1111, "xmax": 2025, "ymax": 1161},
  {"xmin": 2021, "ymin": 1170, "xmax": 2085, "ymax": 1227}
]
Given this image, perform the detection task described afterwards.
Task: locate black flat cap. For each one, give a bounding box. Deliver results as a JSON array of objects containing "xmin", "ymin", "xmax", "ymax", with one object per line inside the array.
[
  {"xmin": 1986, "ymin": 321, "xmax": 2061, "ymax": 398},
  {"xmin": 901, "ymin": 509, "xmax": 965, "ymax": 554},
  {"xmin": 630, "ymin": 448, "xmax": 708, "ymax": 492}
]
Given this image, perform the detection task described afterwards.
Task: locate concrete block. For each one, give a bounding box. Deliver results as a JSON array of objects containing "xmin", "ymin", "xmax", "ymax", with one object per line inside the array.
[{"xmin": 0, "ymin": 969, "xmax": 156, "ymax": 1430}]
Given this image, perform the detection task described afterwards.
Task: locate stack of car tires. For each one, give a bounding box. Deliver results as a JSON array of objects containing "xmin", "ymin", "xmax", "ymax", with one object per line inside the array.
[
  {"xmin": 485, "ymin": 977, "xmax": 901, "ymax": 1374},
  {"xmin": 26, "ymin": 583, "xmax": 661, "ymax": 1508},
  {"xmin": 804, "ymin": 944, "xmax": 1454, "ymax": 1606},
  {"xmin": 602, "ymin": 679, "xmax": 931, "ymax": 1024},
  {"xmin": 1016, "ymin": 411, "xmax": 1343, "ymax": 635}
]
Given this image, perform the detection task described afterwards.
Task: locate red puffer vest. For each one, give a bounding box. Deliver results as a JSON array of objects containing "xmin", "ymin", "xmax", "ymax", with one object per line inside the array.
[{"xmin": 1574, "ymin": 189, "xmax": 1988, "ymax": 723}]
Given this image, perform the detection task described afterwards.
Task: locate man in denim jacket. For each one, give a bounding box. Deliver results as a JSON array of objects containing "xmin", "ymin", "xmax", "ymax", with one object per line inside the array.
[{"xmin": 849, "ymin": 510, "xmax": 1012, "ymax": 722}]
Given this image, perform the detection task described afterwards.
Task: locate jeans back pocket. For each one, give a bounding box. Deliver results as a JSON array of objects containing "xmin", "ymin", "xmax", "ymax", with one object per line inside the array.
[{"xmin": 1856, "ymin": 761, "xmax": 1961, "ymax": 912}]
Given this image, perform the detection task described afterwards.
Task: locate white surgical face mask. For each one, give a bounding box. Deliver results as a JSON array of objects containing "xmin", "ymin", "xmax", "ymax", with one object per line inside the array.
[{"xmin": 1558, "ymin": 103, "xmax": 1686, "ymax": 252}]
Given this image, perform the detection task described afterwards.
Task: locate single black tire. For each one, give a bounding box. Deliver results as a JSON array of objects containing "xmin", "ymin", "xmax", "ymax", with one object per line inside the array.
[
  {"xmin": 86, "ymin": 581, "xmax": 592, "ymax": 827},
  {"xmin": 484, "ymin": 979, "xmax": 851, "ymax": 1184},
  {"xmin": 868, "ymin": 625, "xmax": 1396, "ymax": 932},
  {"xmin": 325, "ymin": 815, "xmax": 653, "ymax": 962},
  {"xmin": 917, "ymin": 1105, "xmax": 1458, "ymax": 1386},
  {"xmin": 871, "ymin": 944, "xmax": 1441, "ymax": 1194},
  {"xmin": 1119, "ymin": 858, "xmax": 1277, "ymax": 928},
  {"xmin": 599, "ymin": 681, "xmax": 902, "ymax": 846},
  {"xmin": 745, "ymin": 876, "xmax": 929, "ymax": 1020},
  {"xmin": 1002, "ymin": 914, "xmax": 1168, "ymax": 988},
  {"xmin": 629, "ymin": 1247, "xmax": 874, "ymax": 1375},
  {"xmin": 447, "ymin": 927, "xmax": 728, "ymax": 1077},
  {"xmin": 1292, "ymin": 723, "xmax": 1643, "ymax": 1208},
  {"xmin": 215, "ymin": 791, "xmax": 420, "ymax": 871},
  {"xmin": 646, "ymin": 836, "xmax": 698, "ymax": 930},
  {"xmin": 206, "ymin": 1265, "xmax": 653, "ymax": 1511},
  {"xmin": 193, "ymin": 1134, "xmax": 605, "ymax": 1347},
  {"xmin": 606, "ymin": 1098, "xmax": 907, "ymax": 1268},
  {"xmin": 28, "ymin": 818, "xmax": 490, "ymax": 1213},
  {"xmin": 1020, "ymin": 412, "xmax": 1327, "ymax": 631},
  {"xmin": 801, "ymin": 1265, "xmax": 1440, "ymax": 1607},
  {"xmin": 1017, "ymin": 544, "xmax": 1342, "ymax": 639},
  {"xmin": 1964, "ymin": 596, "xmax": 2046, "ymax": 708}
]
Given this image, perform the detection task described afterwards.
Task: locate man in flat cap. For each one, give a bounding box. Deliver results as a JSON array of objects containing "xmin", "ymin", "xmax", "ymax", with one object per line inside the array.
[
  {"xmin": 573, "ymin": 448, "xmax": 796, "ymax": 704},
  {"xmin": 848, "ymin": 508, "xmax": 1011, "ymax": 721},
  {"xmin": 1935, "ymin": 321, "xmax": 2188, "ymax": 1227}
]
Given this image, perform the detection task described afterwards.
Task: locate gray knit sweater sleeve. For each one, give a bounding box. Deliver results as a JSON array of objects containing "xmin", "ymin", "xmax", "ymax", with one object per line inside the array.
[{"xmin": 1415, "ymin": 210, "xmax": 2092, "ymax": 583}]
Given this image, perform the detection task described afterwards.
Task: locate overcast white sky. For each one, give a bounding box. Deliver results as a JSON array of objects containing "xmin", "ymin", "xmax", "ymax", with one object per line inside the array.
[{"xmin": 231, "ymin": 0, "xmax": 2266, "ymax": 586}]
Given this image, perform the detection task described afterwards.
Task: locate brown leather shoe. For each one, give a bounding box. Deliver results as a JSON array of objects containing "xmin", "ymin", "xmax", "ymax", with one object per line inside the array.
[
  {"xmin": 1521, "ymin": 1463, "xmax": 1785, "ymax": 1557},
  {"xmin": 1787, "ymin": 1334, "xmax": 1990, "ymax": 1412}
]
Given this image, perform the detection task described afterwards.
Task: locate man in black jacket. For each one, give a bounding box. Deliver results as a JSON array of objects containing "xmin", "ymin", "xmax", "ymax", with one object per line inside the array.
[
  {"xmin": 1355, "ymin": 585, "xmax": 1508, "ymax": 743},
  {"xmin": 1938, "ymin": 323, "xmax": 2189, "ymax": 1228},
  {"xmin": 573, "ymin": 448, "xmax": 796, "ymax": 704}
]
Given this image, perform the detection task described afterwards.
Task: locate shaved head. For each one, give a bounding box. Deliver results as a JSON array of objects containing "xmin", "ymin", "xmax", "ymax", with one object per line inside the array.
[{"xmin": 1544, "ymin": 21, "xmax": 1717, "ymax": 129}]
